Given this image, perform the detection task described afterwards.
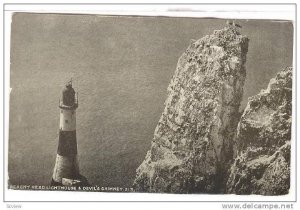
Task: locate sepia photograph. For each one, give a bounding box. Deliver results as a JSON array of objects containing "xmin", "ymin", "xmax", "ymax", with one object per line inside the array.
[{"xmin": 7, "ymin": 12, "xmax": 294, "ymax": 196}]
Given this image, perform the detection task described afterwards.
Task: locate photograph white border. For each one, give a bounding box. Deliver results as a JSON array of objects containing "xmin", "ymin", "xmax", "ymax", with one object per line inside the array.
[{"xmin": 1, "ymin": 1, "xmax": 298, "ymax": 207}]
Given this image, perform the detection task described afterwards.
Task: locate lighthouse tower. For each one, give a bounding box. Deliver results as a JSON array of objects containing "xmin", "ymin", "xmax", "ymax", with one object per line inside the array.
[{"xmin": 51, "ymin": 80, "xmax": 82, "ymax": 186}]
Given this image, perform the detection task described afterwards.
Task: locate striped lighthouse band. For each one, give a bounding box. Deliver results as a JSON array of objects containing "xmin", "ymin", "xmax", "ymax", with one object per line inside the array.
[{"xmin": 57, "ymin": 131, "xmax": 78, "ymax": 156}]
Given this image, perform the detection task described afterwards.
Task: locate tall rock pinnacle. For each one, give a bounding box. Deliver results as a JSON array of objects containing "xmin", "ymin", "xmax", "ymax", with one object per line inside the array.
[{"xmin": 134, "ymin": 25, "xmax": 249, "ymax": 193}]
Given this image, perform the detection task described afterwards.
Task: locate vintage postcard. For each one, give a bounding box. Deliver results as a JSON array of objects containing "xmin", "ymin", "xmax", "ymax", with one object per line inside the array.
[{"xmin": 7, "ymin": 12, "xmax": 294, "ymax": 197}]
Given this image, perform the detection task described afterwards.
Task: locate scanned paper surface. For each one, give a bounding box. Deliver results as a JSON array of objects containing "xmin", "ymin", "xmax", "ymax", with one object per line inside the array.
[{"xmin": 8, "ymin": 13, "xmax": 293, "ymax": 195}]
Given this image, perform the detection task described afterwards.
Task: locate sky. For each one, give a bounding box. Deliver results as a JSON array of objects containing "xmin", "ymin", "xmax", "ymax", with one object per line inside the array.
[{"xmin": 8, "ymin": 13, "xmax": 293, "ymax": 187}]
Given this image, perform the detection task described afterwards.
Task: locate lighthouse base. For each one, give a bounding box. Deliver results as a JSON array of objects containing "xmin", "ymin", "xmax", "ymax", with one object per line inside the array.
[
  {"xmin": 52, "ymin": 154, "xmax": 79, "ymax": 181},
  {"xmin": 51, "ymin": 154, "xmax": 90, "ymax": 187},
  {"xmin": 51, "ymin": 178, "xmax": 63, "ymax": 186},
  {"xmin": 51, "ymin": 174, "xmax": 90, "ymax": 187}
]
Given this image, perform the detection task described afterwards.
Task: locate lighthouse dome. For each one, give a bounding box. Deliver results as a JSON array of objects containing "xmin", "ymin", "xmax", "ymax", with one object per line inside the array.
[{"xmin": 62, "ymin": 84, "xmax": 76, "ymax": 106}]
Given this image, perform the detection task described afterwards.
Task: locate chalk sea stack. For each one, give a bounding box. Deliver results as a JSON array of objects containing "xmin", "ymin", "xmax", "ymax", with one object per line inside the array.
[
  {"xmin": 226, "ymin": 67, "xmax": 292, "ymax": 195},
  {"xmin": 134, "ymin": 25, "xmax": 249, "ymax": 193}
]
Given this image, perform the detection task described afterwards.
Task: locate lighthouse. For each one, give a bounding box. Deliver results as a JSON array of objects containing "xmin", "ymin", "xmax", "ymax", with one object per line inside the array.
[{"xmin": 51, "ymin": 80, "xmax": 88, "ymax": 187}]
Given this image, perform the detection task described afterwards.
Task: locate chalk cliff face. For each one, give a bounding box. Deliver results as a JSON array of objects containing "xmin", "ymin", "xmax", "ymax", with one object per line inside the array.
[
  {"xmin": 226, "ymin": 67, "xmax": 292, "ymax": 195},
  {"xmin": 134, "ymin": 26, "xmax": 249, "ymax": 193}
]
